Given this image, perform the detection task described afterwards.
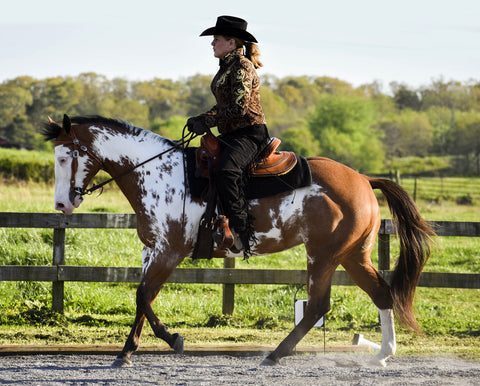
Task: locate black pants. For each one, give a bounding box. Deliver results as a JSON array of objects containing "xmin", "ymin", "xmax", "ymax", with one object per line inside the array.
[{"xmin": 214, "ymin": 124, "xmax": 270, "ymax": 233}]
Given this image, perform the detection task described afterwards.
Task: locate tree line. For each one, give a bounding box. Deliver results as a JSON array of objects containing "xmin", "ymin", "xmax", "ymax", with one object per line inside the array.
[{"xmin": 1, "ymin": 73, "xmax": 479, "ymax": 174}]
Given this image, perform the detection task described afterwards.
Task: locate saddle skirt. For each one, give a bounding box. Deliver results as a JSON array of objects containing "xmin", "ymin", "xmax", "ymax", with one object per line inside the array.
[{"xmin": 195, "ymin": 134, "xmax": 297, "ymax": 179}]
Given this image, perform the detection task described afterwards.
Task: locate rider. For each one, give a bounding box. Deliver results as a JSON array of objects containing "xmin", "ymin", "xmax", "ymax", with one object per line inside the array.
[{"xmin": 187, "ymin": 15, "xmax": 270, "ymax": 257}]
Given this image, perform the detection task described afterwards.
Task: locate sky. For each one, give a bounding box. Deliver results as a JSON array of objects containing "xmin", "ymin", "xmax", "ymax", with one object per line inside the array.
[{"xmin": 1, "ymin": 0, "xmax": 479, "ymax": 92}]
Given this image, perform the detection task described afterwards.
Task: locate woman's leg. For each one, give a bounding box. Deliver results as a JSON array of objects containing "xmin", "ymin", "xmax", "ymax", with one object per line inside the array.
[{"xmin": 214, "ymin": 126, "xmax": 269, "ymax": 254}]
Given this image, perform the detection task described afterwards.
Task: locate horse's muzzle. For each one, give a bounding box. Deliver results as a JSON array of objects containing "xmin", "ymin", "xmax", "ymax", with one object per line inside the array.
[{"xmin": 69, "ymin": 188, "xmax": 84, "ymax": 207}]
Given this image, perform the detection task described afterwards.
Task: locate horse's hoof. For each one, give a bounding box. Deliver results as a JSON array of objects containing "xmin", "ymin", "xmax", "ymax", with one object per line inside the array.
[
  {"xmin": 172, "ymin": 333, "xmax": 184, "ymax": 354},
  {"xmin": 112, "ymin": 357, "xmax": 132, "ymax": 367},
  {"xmin": 369, "ymin": 354, "xmax": 387, "ymax": 368},
  {"xmin": 260, "ymin": 357, "xmax": 277, "ymax": 366}
]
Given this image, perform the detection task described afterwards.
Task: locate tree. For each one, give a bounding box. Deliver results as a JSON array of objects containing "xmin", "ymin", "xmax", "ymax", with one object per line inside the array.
[
  {"xmin": 75, "ymin": 72, "xmax": 111, "ymax": 114},
  {"xmin": 132, "ymin": 78, "xmax": 186, "ymax": 120},
  {"xmin": 151, "ymin": 115, "xmax": 192, "ymax": 141},
  {"xmin": 259, "ymin": 87, "xmax": 288, "ymax": 136},
  {"xmin": 390, "ymin": 82, "xmax": 422, "ymax": 111},
  {"xmin": 313, "ymin": 76, "xmax": 359, "ymax": 96},
  {"xmin": 280, "ymin": 126, "xmax": 320, "ymax": 157},
  {"xmin": 379, "ymin": 110, "xmax": 434, "ymax": 158},
  {"xmin": 447, "ymin": 111, "xmax": 480, "ymax": 174},
  {"xmin": 98, "ymin": 98, "xmax": 150, "ymax": 129},
  {"xmin": 0, "ymin": 83, "xmax": 33, "ymax": 126},
  {"xmin": 183, "ymin": 74, "xmax": 215, "ymax": 116},
  {"xmin": 0, "ymin": 114, "xmax": 40, "ymax": 149},
  {"xmin": 308, "ymin": 94, "xmax": 384, "ymax": 172},
  {"xmin": 420, "ymin": 78, "xmax": 472, "ymax": 112},
  {"xmin": 426, "ymin": 106, "xmax": 452, "ymax": 155}
]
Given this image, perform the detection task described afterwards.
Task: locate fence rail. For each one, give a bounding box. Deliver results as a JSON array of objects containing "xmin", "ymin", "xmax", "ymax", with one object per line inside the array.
[{"xmin": 1, "ymin": 212, "xmax": 479, "ymax": 313}]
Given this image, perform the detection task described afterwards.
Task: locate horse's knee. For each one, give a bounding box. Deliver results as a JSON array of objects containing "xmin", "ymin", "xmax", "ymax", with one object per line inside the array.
[
  {"xmin": 135, "ymin": 282, "xmax": 158, "ymax": 306},
  {"xmin": 307, "ymin": 281, "xmax": 331, "ymax": 314},
  {"xmin": 306, "ymin": 297, "xmax": 330, "ymax": 321},
  {"xmin": 135, "ymin": 285, "xmax": 148, "ymax": 310}
]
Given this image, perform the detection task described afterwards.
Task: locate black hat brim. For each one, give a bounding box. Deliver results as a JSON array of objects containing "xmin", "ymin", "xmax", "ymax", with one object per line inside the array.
[{"xmin": 200, "ymin": 27, "xmax": 257, "ymax": 43}]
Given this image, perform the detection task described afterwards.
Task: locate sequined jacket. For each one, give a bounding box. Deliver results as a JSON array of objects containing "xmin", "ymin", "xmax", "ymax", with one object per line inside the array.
[{"xmin": 201, "ymin": 48, "xmax": 266, "ymax": 134}]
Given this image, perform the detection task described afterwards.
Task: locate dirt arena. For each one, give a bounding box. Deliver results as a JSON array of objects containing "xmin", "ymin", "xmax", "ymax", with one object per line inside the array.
[{"xmin": 0, "ymin": 353, "xmax": 479, "ymax": 385}]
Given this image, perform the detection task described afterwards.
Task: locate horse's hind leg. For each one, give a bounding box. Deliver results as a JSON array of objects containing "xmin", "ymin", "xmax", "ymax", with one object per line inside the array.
[
  {"xmin": 262, "ymin": 260, "xmax": 334, "ymax": 366},
  {"xmin": 342, "ymin": 252, "xmax": 396, "ymax": 367},
  {"xmin": 373, "ymin": 308, "xmax": 396, "ymax": 367}
]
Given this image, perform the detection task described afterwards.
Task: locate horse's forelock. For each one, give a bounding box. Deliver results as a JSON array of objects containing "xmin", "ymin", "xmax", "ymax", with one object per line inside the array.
[{"xmin": 41, "ymin": 121, "xmax": 62, "ymax": 141}]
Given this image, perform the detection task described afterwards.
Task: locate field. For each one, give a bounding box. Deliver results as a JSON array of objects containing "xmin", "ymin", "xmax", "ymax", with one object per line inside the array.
[{"xmin": 0, "ymin": 177, "xmax": 479, "ymax": 360}]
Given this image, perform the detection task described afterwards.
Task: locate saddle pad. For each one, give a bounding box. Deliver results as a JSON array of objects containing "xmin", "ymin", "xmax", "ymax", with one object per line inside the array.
[{"xmin": 185, "ymin": 147, "xmax": 312, "ymax": 200}]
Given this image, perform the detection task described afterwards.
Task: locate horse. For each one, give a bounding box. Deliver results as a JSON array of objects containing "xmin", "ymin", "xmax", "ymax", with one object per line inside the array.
[{"xmin": 43, "ymin": 114, "xmax": 434, "ymax": 368}]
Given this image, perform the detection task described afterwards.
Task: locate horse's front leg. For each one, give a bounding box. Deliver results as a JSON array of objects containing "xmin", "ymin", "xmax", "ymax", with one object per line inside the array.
[
  {"xmin": 112, "ymin": 243, "xmax": 184, "ymax": 366},
  {"xmin": 112, "ymin": 285, "xmax": 148, "ymax": 367},
  {"xmin": 143, "ymin": 285, "xmax": 185, "ymax": 354}
]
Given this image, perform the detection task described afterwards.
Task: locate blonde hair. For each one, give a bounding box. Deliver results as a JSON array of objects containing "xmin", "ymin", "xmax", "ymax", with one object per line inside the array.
[{"xmin": 229, "ymin": 37, "xmax": 263, "ymax": 69}]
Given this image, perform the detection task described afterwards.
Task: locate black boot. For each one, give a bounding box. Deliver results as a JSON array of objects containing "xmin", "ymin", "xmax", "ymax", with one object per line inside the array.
[
  {"xmin": 226, "ymin": 213, "xmax": 256, "ymax": 259},
  {"xmin": 229, "ymin": 227, "xmax": 254, "ymax": 260},
  {"xmin": 229, "ymin": 228, "xmax": 244, "ymax": 254}
]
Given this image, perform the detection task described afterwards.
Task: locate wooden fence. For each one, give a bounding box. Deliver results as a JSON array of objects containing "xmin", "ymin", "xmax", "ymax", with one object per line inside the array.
[{"xmin": 0, "ymin": 212, "xmax": 479, "ymax": 313}]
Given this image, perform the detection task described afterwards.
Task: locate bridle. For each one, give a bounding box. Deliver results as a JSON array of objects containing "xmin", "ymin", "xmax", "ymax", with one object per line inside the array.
[
  {"xmin": 54, "ymin": 124, "xmax": 197, "ymax": 204},
  {"xmin": 54, "ymin": 125, "xmax": 104, "ymax": 203}
]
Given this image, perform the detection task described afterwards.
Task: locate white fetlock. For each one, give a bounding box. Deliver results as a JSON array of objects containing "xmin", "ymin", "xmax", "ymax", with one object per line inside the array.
[
  {"xmin": 369, "ymin": 308, "xmax": 396, "ymax": 368},
  {"xmin": 370, "ymin": 353, "xmax": 387, "ymax": 367}
]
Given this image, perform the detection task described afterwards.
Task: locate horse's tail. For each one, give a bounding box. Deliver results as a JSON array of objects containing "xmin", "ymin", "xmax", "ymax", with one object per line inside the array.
[{"xmin": 367, "ymin": 177, "xmax": 435, "ymax": 333}]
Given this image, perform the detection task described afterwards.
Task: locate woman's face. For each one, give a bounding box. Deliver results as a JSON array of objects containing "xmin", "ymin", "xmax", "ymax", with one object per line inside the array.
[{"xmin": 211, "ymin": 35, "xmax": 235, "ymax": 59}]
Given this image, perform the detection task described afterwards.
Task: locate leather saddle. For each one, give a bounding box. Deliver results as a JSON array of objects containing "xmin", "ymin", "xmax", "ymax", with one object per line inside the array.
[
  {"xmin": 191, "ymin": 133, "xmax": 297, "ymax": 260},
  {"xmin": 195, "ymin": 133, "xmax": 297, "ymax": 179}
]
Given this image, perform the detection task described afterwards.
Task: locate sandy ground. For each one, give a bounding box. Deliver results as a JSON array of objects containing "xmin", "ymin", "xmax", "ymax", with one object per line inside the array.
[{"xmin": 0, "ymin": 353, "xmax": 479, "ymax": 385}]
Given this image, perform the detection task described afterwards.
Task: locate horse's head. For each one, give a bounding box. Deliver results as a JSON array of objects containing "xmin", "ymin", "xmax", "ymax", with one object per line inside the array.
[{"xmin": 43, "ymin": 114, "xmax": 103, "ymax": 215}]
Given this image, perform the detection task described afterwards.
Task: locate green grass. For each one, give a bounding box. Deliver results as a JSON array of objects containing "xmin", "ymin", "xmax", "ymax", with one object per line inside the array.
[
  {"xmin": 0, "ymin": 179, "xmax": 479, "ymax": 360},
  {"xmin": 0, "ymin": 148, "xmax": 53, "ymax": 162}
]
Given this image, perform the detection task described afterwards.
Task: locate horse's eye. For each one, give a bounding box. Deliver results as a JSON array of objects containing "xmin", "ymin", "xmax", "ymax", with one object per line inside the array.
[{"xmin": 58, "ymin": 157, "xmax": 68, "ymax": 165}]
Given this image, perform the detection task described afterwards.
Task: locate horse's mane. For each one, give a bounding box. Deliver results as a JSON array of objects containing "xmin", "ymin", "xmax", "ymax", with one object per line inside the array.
[
  {"xmin": 42, "ymin": 115, "xmax": 172, "ymax": 144},
  {"xmin": 70, "ymin": 115, "xmax": 133, "ymax": 130}
]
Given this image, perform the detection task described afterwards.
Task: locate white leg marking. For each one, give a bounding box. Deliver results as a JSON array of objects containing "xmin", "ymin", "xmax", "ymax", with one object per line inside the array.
[{"xmin": 371, "ymin": 308, "xmax": 396, "ymax": 367}]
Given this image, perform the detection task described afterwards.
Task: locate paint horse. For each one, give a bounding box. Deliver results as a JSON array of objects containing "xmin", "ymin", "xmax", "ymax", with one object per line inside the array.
[{"xmin": 43, "ymin": 115, "xmax": 434, "ymax": 367}]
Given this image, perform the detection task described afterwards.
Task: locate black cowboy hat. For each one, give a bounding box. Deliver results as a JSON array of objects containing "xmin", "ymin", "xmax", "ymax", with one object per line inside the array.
[{"xmin": 200, "ymin": 15, "xmax": 257, "ymax": 43}]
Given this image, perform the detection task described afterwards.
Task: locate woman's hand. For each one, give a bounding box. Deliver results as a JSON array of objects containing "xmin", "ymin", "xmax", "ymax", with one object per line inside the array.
[{"xmin": 187, "ymin": 116, "xmax": 208, "ymax": 135}]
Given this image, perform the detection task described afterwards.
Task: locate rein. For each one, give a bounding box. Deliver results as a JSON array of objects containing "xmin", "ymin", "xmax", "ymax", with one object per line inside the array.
[{"xmin": 56, "ymin": 124, "xmax": 197, "ymax": 197}]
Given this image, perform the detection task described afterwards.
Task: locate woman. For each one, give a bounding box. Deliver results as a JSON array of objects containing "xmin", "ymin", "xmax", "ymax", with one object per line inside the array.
[{"xmin": 187, "ymin": 15, "xmax": 270, "ymax": 257}]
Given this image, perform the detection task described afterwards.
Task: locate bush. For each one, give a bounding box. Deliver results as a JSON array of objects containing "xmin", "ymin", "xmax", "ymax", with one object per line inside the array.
[
  {"xmin": 456, "ymin": 193, "xmax": 474, "ymax": 205},
  {"xmin": 0, "ymin": 148, "xmax": 54, "ymax": 183}
]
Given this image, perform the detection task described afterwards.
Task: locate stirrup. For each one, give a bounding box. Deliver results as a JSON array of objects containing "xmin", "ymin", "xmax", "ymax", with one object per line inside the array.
[
  {"xmin": 228, "ymin": 229, "xmax": 244, "ymax": 254},
  {"xmin": 213, "ymin": 215, "xmax": 234, "ymax": 250}
]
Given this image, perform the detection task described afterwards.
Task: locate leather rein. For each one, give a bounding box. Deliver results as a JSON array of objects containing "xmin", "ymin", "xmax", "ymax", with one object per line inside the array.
[{"xmin": 55, "ymin": 125, "xmax": 197, "ymax": 200}]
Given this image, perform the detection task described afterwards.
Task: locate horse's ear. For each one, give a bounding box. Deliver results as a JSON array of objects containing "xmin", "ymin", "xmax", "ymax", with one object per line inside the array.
[{"xmin": 63, "ymin": 114, "xmax": 71, "ymax": 134}]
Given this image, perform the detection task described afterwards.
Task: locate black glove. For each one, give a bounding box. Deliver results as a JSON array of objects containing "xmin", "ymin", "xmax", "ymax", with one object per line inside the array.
[{"xmin": 187, "ymin": 116, "xmax": 208, "ymax": 135}]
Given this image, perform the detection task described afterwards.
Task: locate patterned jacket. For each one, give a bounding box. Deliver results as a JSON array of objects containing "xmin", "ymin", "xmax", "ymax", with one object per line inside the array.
[{"xmin": 201, "ymin": 48, "xmax": 266, "ymax": 134}]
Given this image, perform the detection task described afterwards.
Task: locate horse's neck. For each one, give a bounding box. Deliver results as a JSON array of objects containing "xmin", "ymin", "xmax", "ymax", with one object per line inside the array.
[{"xmin": 90, "ymin": 127, "xmax": 183, "ymax": 212}]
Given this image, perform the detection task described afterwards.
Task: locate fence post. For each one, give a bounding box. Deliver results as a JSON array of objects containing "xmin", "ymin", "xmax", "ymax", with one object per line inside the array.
[
  {"xmin": 413, "ymin": 178, "xmax": 418, "ymax": 202},
  {"xmin": 52, "ymin": 228, "xmax": 65, "ymax": 313},
  {"xmin": 395, "ymin": 170, "xmax": 401, "ymax": 185},
  {"xmin": 378, "ymin": 227, "xmax": 390, "ymax": 272},
  {"xmin": 222, "ymin": 257, "xmax": 235, "ymax": 315}
]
